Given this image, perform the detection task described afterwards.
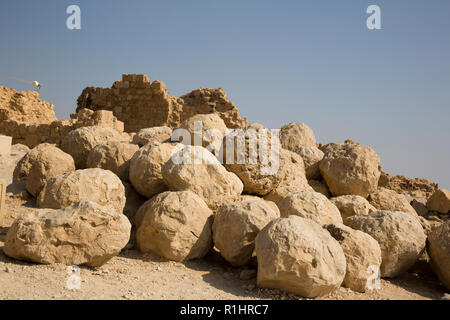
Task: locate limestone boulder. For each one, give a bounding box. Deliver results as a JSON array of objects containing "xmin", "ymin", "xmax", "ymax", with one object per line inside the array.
[
  {"xmin": 264, "ymin": 150, "xmax": 313, "ymax": 204},
  {"xmin": 37, "ymin": 168, "xmax": 126, "ymax": 214},
  {"xmin": 131, "ymin": 126, "xmax": 172, "ymax": 147},
  {"xmin": 278, "ymin": 191, "xmax": 343, "ymax": 225},
  {"xmin": 427, "ymin": 189, "xmax": 450, "ymax": 214},
  {"xmin": 162, "ymin": 145, "xmax": 243, "ymax": 210},
  {"xmin": 319, "ymin": 142, "xmax": 381, "ymax": 198},
  {"xmin": 368, "ymin": 188, "xmax": 417, "ymax": 217},
  {"xmin": 346, "ymin": 211, "xmax": 426, "ymax": 277},
  {"xmin": 222, "ymin": 123, "xmax": 287, "ymax": 196},
  {"xmin": 324, "ymin": 223, "xmax": 382, "ymax": 292},
  {"xmin": 331, "ymin": 195, "xmax": 376, "ymax": 220},
  {"xmin": 86, "ymin": 142, "xmax": 139, "ymax": 181},
  {"xmin": 308, "ymin": 179, "xmax": 331, "ymax": 198},
  {"xmin": 295, "ymin": 146, "xmax": 324, "ymax": 180},
  {"xmin": 13, "ymin": 143, "xmax": 56, "ymax": 182},
  {"xmin": 3, "ymin": 201, "xmax": 131, "ymax": 267},
  {"xmin": 61, "ymin": 126, "xmax": 126, "ymax": 169},
  {"xmin": 25, "ymin": 146, "xmax": 75, "ymax": 197},
  {"xmin": 136, "ymin": 191, "xmax": 213, "ymax": 262},
  {"xmin": 255, "ymin": 216, "xmax": 346, "ymax": 297},
  {"xmin": 212, "ymin": 198, "xmax": 280, "ymax": 266},
  {"xmin": 129, "ymin": 142, "xmax": 178, "ymax": 199},
  {"xmin": 279, "ymin": 123, "xmax": 316, "ymax": 151},
  {"xmin": 178, "ymin": 113, "xmax": 228, "ymax": 155},
  {"xmin": 427, "ymin": 220, "xmax": 450, "ymax": 290}
]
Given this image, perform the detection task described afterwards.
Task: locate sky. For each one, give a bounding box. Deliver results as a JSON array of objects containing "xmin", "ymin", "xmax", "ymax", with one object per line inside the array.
[{"xmin": 0, "ymin": 0, "xmax": 449, "ymax": 189}]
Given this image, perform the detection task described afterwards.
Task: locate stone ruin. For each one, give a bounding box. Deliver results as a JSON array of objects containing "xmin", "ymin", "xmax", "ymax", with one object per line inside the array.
[
  {"xmin": 0, "ymin": 85, "xmax": 125, "ymax": 147},
  {"xmin": 77, "ymin": 74, "xmax": 247, "ymax": 132},
  {"xmin": 0, "ymin": 74, "xmax": 247, "ymax": 147},
  {"xmin": 0, "ymin": 75, "xmax": 449, "ymax": 299}
]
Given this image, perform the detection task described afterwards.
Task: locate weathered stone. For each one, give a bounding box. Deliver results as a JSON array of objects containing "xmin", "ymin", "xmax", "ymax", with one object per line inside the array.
[
  {"xmin": 368, "ymin": 188, "xmax": 417, "ymax": 217},
  {"xmin": 61, "ymin": 126, "xmax": 126, "ymax": 169},
  {"xmin": 330, "ymin": 195, "xmax": 376, "ymax": 220},
  {"xmin": 0, "ymin": 85, "xmax": 57, "ymax": 124},
  {"xmin": 212, "ymin": 199, "xmax": 280, "ymax": 266},
  {"xmin": 308, "ymin": 179, "xmax": 331, "ymax": 198},
  {"xmin": 324, "ymin": 223, "xmax": 382, "ymax": 292},
  {"xmin": 178, "ymin": 113, "xmax": 228, "ymax": 155},
  {"xmin": 136, "ymin": 191, "xmax": 213, "ymax": 262},
  {"xmin": 319, "ymin": 142, "xmax": 381, "ymax": 198},
  {"xmin": 346, "ymin": 211, "xmax": 426, "ymax": 277},
  {"xmin": 295, "ymin": 146, "xmax": 324, "ymax": 180},
  {"xmin": 279, "ymin": 123, "xmax": 316, "ymax": 151},
  {"xmin": 25, "ymin": 146, "xmax": 75, "ymax": 197},
  {"xmin": 37, "ymin": 168, "xmax": 126, "ymax": 214},
  {"xmin": 77, "ymin": 76, "xmax": 247, "ymax": 132},
  {"xmin": 129, "ymin": 142, "xmax": 178, "ymax": 199},
  {"xmin": 278, "ymin": 191, "xmax": 343, "ymax": 225},
  {"xmin": 378, "ymin": 171, "xmax": 438, "ymax": 199},
  {"xmin": 86, "ymin": 141, "xmax": 139, "ymax": 181},
  {"xmin": 131, "ymin": 126, "xmax": 172, "ymax": 147},
  {"xmin": 427, "ymin": 189, "xmax": 450, "ymax": 214},
  {"xmin": 13, "ymin": 143, "xmax": 56, "ymax": 182},
  {"xmin": 255, "ymin": 216, "xmax": 346, "ymax": 297},
  {"xmin": 3, "ymin": 201, "xmax": 131, "ymax": 267},
  {"xmin": 264, "ymin": 150, "xmax": 313, "ymax": 204},
  {"xmin": 427, "ymin": 220, "xmax": 450, "ymax": 290},
  {"xmin": 162, "ymin": 145, "xmax": 243, "ymax": 210}
]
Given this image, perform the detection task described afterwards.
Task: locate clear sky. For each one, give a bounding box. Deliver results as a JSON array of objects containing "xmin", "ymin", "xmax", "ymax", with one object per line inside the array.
[{"xmin": 1, "ymin": 0, "xmax": 449, "ymax": 189}]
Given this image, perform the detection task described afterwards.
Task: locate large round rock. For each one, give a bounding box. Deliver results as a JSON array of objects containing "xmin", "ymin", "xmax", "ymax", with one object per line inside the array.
[
  {"xmin": 178, "ymin": 113, "xmax": 228, "ymax": 155},
  {"xmin": 278, "ymin": 191, "xmax": 343, "ymax": 225},
  {"xmin": 162, "ymin": 145, "xmax": 243, "ymax": 210},
  {"xmin": 25, "ymin": 146, "xmax": 75, "ymax": 197},
  {"xmin": 295, "ymin": 145, "xmax": 324, "ymax": 180},
  {"xmin": 279, "ymin": 123, "xmax": 317, "ymax": 151},
  {"xmin": 346, "ymin": 211, "xmax": 426, "ymax": 277},
  {"xmin": 222, "ymin": 123, "xmax": 291, "ymax": 196},
  {"xmin": 13, "ymin": 143, "xmax": 57, "ymax": 182},
  {"xmin": 330, "ymin": 195, "xmax": 376, "ymax": 221},
  {"xmin": 255, "ymin": 216, "xmax": 346, "ymax": 297},
  {"xmin": 37, "ymin": 168, "xmax": 126, "ymax": 213},
  {"xmin": 427, "ymin": 189, "xmax": 450, "ymax": 214},
  {"xmin": 87, "ymin": 141, "xmax": 138, "ymax": 181},
  {"xmin": 3, "ymin": 201, "xmax": 131, "ymax": 267},
  {"xmin": 61, "ymin": 126, "xmax": 126, "ymax": 169},
  {"xmin": 264, "ymin": 150, "xmax": 313, "ymax": 204},
  {"xmin": 129, "ymin": 142, "xmax": 177, "ymax": 199},
  {"xmin": 136, "ymin": 191, "xmax": 213, "ymax": 262},
  {"xmin": 319, "ymin": 142, "xmax": 381, "ymax": 198},
  {"xmin": 324, "ymin": 223, "xmax": 382, "ymax": 293},
  {"xmin": 212, "ymin": 199, "xmax": 280, "ymax": 266},
  {"xmin": 368, "ymin": 188, "xmax": 417, "ymax": 217},
  {"xmin": 427, "ymin": 220, "xmax": 450, "ymax": 290},
  {"xmin": 132, "ymin": 126, "xmax": 172, "ymax": 147}
]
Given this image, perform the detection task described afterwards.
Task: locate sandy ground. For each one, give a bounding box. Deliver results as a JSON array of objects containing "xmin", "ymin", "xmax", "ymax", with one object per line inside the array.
[{"xmin": 1, "ymin": 148, "xmax": 449, "ymax": 300}]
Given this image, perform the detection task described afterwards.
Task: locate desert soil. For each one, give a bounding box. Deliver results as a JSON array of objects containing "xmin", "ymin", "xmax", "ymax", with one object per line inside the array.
[{"xmin": 0, "ymin": 150, "xmax": 448, "ymax": 301}]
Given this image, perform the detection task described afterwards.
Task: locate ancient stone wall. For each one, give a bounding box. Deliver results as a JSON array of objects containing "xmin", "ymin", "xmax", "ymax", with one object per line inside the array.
[
  {"xmin": 0, "ymin": 86, "xmax": 57, "ymax": 124},
  {"xmin": 0, "ymin": 109, "xmax": 124, "ymax": 148},
  {"xmin": 77, "ymin": 74, "xmax": 247, "ymax": 132}
]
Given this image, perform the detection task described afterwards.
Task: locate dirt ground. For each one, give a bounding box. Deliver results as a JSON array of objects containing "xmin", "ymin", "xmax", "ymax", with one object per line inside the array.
[{"xmin": 0, "ymin": 149, "xmax": 449, "ymax": 301}]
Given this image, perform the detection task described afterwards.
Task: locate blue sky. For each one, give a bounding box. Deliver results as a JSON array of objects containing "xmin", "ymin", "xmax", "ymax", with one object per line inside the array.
[{"xmin": 1, "ymin": 0, "xmax": 449, "ymax": 188}]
